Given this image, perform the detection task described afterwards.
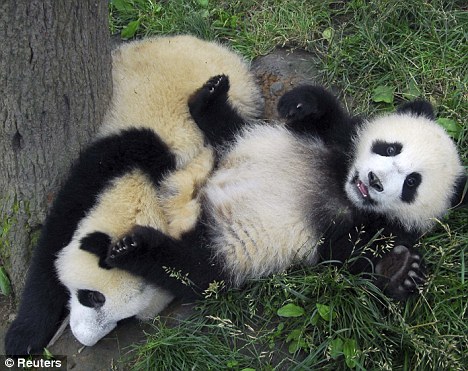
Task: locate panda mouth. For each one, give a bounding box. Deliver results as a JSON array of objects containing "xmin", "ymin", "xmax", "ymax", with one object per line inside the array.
[
  {"xmin": 351, "ymin": 173, "xmax": 374, "ymax": 204},
  {"xmin": 356, "ymin": 179, "xmax": 369, "ymax": 198}
]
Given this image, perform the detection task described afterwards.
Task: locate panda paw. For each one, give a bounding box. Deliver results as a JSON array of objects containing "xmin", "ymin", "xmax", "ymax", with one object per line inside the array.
[
  {"xmin": 375, "ymin": 245, "xmax": 426, "ymax": 301},
  {"xmin": 203, "ymin": 74, "xmax": 230, "ymax": 96},
  {"xmin": 188, "ymin": 74, "xmax": 230, "ymax": 115},
  {"xmin": 277, "ymin": 86, "xmax": 320, "ymax": 122},
  {"xmin": 105, "ymin": 226, "xmax": 156, "ymax": 268},
  {"xmin": 106, "ymin": 225, "xmax": 172, "ymax": 270},
  {"xmin": 108, "ymin": 235, "xmax": 141, "ymax": 260}
]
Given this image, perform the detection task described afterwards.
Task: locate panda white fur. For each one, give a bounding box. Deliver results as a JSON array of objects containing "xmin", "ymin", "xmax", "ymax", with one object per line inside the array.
[
  {"xmin": 5, "ymin": 35, "xmax": 263, "ymax": 355},
  {"xmin": 104, "ymin": 79, "xmax": 467, "ymax": 307}
]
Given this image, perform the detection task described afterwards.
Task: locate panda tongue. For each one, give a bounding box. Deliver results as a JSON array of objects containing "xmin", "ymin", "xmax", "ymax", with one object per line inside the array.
[{"xmin": 356, "ymin": 180, "xmax": 369, "ymax": 198}]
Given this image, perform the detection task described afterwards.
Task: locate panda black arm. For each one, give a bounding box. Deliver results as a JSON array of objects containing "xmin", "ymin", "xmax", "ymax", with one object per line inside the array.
[
  {"xmin": 277, "ymin": 85, "xmax": 358, "ymax": 149},
  {"xmin": 189, "ymin": 75, "xmax": 247, "ymax": 147},
  {"xmin": 105, "ymin": 225, "xmax": 225, "ymax": 299}
]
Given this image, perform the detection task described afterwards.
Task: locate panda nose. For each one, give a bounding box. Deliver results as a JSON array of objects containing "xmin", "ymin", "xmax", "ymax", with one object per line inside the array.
[{"xmin": 368, "ymin": 171, "xmax": 384, "ymax": 192}]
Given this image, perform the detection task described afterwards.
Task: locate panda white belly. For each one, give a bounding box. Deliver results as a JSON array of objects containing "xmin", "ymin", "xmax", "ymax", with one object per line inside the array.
[{"xmin": 203, "ymin": 124, "xmax": 327, "ymax": 285}]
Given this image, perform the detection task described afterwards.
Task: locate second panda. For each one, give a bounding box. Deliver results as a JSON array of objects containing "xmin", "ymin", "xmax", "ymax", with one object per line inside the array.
[
  {"xmin": 105, "ymin": 76, "xmax": 467, "ymax": 305},
  {"xmin": 5, "ymin": 36, "xmax": 263, "ymax": 355}
]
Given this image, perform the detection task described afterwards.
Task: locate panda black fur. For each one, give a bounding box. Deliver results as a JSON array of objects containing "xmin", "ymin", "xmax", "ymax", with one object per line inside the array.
[
  {"xmin": 5, "ymin": 36, "xmax": 263, "ymax": 355},
  {"xmin": 105, "ymin": 76, "xmax": 467, "ymax": 305}
]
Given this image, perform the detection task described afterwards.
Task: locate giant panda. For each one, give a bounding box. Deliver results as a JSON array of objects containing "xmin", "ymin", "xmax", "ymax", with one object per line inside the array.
[
  {"xmin": 5, "ymin": 36, "xmax": 263, "ymax": 355},
  {"xmin": 104, "ymin": 77, "xmax": 467, "ymax": 305}
]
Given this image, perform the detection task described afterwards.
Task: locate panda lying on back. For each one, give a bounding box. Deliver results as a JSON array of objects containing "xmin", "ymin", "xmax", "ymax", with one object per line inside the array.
[{"xmin": 106, "ymin": 76, "xmax": 467, "ymax": 302}]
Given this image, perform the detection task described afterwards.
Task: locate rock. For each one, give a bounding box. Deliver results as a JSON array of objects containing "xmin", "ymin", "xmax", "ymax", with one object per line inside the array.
[{"xmin": 251, "ymin": 47, "xmax": 321, "ymax": 119}]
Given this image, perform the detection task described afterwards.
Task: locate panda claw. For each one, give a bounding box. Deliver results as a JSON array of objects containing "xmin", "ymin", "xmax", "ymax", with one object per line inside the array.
[
  {"xmin": 188, "ymin": 74, "xmax": 231, "ymax": 128},
  {"xmin": 204, "ymin": 74, "xmax": 229, "ymax": 96},
  {"xmin": 107, "ymin": 235, "xmax": 138, "ymax": 261},
  {"xmin": 375, "ymin": 245, "xmax": 426, "ymax": 300}
]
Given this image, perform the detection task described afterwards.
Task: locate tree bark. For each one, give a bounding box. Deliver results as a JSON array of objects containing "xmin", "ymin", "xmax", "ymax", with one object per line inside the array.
[{"xmin": 0, "ymin": 1, "xmax": 112, "ymax": 296}]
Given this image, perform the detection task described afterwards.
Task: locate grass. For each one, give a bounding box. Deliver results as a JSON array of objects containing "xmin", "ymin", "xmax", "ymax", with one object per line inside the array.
[{"xmin": 110, "ymin": 0, "xmax": 467, "ymax": 369}]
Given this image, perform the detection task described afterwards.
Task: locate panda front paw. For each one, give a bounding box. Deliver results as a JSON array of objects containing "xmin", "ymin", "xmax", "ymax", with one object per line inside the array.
[
  {"xmin": 203, "ymin": 74, "xmax": 230, "ymax": 96},
  {"xmin": 375, "ymin": 245, "xmax": 426, "ymax": 301},
  {"xmin": 188, "ymin": 74, "xmax": 230, "ymax": 115},
  {"xmin": 105, "ymin": 225, "xmax": 157, "ymax": 268},
  {"xmin": 277, "ymin": 86, "xmax": 320, "ymax": 122},
  {"xmin": 108, "ymin": 235, "xmax": 140, "ymax": 260}
]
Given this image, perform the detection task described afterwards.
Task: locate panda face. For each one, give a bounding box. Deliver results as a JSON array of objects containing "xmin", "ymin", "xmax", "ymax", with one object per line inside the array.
[
  {"xmin": 346, "ymin": 140, "xmax": 422, "ymax": 208},
  {"xmin": 56, "ymin": 234, "xmax": 174, "ymax": 347},
  {"xmin": 345, "ymin": 111, "xmax": 464, "ymax": 232},
  {"xmin": 67, "ymin": 282, "xmax": 168, "ymax": 347}
]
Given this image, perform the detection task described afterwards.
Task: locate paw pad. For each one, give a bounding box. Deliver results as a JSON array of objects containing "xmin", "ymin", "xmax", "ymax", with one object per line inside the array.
[
  {"xmin": 375, "ymin": 245, "xmax": 426, "ymax": 300},
  {"xmin": 207, "ymin": 76, "xmax": 224, "ymax": 92},
  {"xmin": 203, "ymin": 74, "xmax": 229, "ymax": 96}
]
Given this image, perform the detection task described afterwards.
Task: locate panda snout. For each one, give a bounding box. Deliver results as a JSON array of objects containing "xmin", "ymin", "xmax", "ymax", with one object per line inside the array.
[{"xmin": 368, "ymin": 171, "xmax": 384, "ymax": 192}]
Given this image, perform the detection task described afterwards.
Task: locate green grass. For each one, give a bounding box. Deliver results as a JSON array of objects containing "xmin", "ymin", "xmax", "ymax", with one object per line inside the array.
[{"xmin": 110, "ymin": 0, "xmax": 467, "ymax": 369}]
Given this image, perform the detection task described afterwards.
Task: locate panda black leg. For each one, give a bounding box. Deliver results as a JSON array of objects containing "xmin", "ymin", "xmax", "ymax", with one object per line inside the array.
[
  {"xmin": 188, "ymin": 75, "xmax": 246, "ymax": 146},
  {"xmin": 374, "ymin": 245, "xmax": 426, "ymax": 301}
]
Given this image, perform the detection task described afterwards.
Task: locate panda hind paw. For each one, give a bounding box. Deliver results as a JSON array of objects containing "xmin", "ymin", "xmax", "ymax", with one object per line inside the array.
[{"xmin": 375, "ymin": 245, "xmax": 426, "ymax": 301}]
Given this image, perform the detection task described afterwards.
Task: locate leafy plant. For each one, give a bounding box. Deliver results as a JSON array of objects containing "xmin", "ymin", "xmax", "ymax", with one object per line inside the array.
[
  {"xmin": 0, "ymin": 266, "xmax": 11, "ymax": 296},
  {"xmin": 372, "ymin": 85, "xmax": 395, "ymax": 104},
  {"xmin": 277, "ymin": 303, "xmax": 305, "ymax": 318}
]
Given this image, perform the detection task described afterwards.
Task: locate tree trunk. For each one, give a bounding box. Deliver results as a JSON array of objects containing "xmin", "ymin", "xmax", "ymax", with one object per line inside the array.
[{"xmin": 0, "ymin": 0, "xmax": 112, "ymax": 296}]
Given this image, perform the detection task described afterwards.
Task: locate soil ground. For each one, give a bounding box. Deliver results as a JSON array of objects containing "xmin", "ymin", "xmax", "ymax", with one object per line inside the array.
[{"xmin": 0, "ymin": 47, "xmax": 319, "ymax": 370}]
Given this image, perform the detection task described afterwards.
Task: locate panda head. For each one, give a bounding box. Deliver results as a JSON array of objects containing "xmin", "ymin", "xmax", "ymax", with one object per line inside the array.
[
  {"xmin": 55, "ymin": 238, "xmax": 174, "ymax": 347},
  {"xmin": 345, "ymin": 100, "xmax": 466, "ymax": 232}
]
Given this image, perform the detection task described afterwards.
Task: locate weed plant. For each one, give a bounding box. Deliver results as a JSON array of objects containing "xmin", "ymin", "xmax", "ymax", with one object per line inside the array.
[{"xmin": 111, "ymin": 0, "xmax": 467, "ymax": 369}]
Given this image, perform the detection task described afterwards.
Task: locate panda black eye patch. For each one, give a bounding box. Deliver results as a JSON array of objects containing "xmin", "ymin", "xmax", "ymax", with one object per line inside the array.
[
  {"xmin": 372, "ymin": 141, "xmax": 403, "ymax": 157},
  {"xmin": 77, "ymin": 289, "xmax": 106, "ymax": 308},
  {"xmin": 401, "ymin": 172, "xmax": 422, "ymax": 203}
]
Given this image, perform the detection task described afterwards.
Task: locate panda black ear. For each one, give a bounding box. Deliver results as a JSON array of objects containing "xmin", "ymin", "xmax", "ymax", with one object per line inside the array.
[
  {"xmin": 80, "ymin": 232, "xmax": 113, "ymax": 269},
  {"xmin": 397, "ymin": 99, "xmax": 435, "ymax": 120},
  {"xmin": 451, "ymin": 174, "xmax": 468, "ymax": 209}
]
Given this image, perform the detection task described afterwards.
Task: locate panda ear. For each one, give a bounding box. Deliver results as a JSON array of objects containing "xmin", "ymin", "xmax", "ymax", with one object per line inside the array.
[
  {"xmin": 451, "ymin": 174, "xmax": 468, "ymax": 209},
  {"xmin": 397, "ymin": 99, "xmax": 435, "ymax": 120},
  {"xmin": 80, "ymin": 232, "xmax": 113, "ymax": 269}
]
